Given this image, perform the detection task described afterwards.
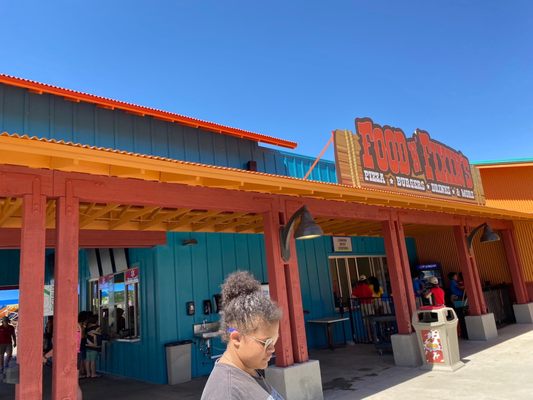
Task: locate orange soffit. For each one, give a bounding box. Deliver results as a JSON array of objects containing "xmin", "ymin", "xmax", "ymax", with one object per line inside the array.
[{"xmin": 0, "ymin": 74, "xmax": 297, "ymax": 149}]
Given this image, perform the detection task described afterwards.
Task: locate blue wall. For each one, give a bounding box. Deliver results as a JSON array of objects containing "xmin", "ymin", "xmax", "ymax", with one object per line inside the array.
[
  {"xmin": 82, "ymin": 233, "xmax": 417, "ymax": 383},
  {"xmin": 0, "ymin": 84, "xmax": 336, "ymax": 183}
]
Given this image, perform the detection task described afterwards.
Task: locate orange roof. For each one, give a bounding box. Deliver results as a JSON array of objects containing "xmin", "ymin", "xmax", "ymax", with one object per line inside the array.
[{"xmin": 0, "ymin": 73, "xmax": 297, "ymax": 149}]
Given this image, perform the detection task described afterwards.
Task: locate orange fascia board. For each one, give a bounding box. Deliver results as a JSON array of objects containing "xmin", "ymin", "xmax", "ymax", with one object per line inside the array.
[
  {"xmin": 0, "ymin": 73, "xmax": 297, "ymax": 149},
  {"xmin": 1, "ymin": 133, "xmax": 532, "ymax": 222}
]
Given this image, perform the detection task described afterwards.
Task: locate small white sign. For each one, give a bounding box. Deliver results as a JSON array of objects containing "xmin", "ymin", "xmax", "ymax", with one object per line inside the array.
[
  {"xmin": 332, "ymin": 237, "xmax": 352, "ymax": 252},
  {"xmin": 261, "ymin": 283, "xmax": 270, "ymax": 299},
  {"xmin": 44, "ymin": 285, "xmax": 54, "ymax": 316}
]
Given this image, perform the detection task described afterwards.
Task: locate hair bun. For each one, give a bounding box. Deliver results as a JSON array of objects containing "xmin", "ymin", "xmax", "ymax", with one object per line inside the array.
[{"xmin": 221, "ymin": 271, "xmax": 261, "ymax": 306}]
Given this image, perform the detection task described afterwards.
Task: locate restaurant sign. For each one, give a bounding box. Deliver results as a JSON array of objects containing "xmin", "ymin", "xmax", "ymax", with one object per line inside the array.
[{"xmin": 333, "ymin": 118, "xmax": 485, "ymax": 204}]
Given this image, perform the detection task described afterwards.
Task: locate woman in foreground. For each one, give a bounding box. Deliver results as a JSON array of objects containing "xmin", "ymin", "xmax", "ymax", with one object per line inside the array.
[{"xmin": 201, "ymin": 271, "xmax": 284, "ymax": 400}]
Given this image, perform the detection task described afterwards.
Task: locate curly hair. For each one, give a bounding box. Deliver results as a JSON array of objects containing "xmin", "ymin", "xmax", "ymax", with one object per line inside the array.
[{"xmin": 220, "ymin": 271, "xmax": 282, "ymax": 342}]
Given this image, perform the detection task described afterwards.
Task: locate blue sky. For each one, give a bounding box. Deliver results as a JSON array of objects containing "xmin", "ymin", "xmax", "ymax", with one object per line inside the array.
[{"xmin": 1, "ymin": 1, "xmax": 532, "ymax": 162}]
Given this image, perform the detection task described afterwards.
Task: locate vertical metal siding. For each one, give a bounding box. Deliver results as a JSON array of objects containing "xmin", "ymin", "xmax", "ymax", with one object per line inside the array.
[
  {"xmin": 414, "ymin": 228, "xmax": 512, "ymax": 286},
  {"xmin": 0, "ymin": 83, "xmax": 336, "ymax": 182},
  {"xmin": 472, "ymin": 236, "xmax": 512, "ymax": 285},
  {"xmin": 77, "ymin": 233, "xmax": 408, "ymax": 383},
  {"xmin": 514, "ymin": 221, "xmax": 533, "ymax": 282},
  {"xmin": 479, "ymin": 166, "xmax": 533, "ymax": 213}
]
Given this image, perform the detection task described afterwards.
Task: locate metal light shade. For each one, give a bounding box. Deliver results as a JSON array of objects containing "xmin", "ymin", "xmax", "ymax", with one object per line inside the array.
[
  {"xmin": 280, "ymin": 206, "xmax": 323, "ymax": 261},
  {"xmin": 480, "ymin": 224, "xmax": 500, "ymax": 244},
  {"xmin": 466, "ymin": 223, "xmax": 500, "ymax": 249},
  {"xmin": 294, "ymin": 209, "xmax": 323, "ymax": 240}
]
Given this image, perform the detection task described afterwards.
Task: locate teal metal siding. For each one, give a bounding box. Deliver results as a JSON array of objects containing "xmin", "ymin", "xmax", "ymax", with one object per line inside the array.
[
  {"xmin": 84, "ymin": 234, "xmax": 416, "ymax": 383},
  {"xmin": 0, "ymin": 84, "xmax": 336, "ymax": 182}
]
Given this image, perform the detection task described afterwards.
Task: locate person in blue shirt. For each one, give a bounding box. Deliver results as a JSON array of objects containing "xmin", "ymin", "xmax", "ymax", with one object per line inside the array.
[{"xmin": 448, "ymin": 272, "xmax": 465, "ymax": 301}]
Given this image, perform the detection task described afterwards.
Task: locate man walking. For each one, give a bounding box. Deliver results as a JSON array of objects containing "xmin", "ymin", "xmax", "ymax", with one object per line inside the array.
[{"xmin": 0, "ymin": 316, "xmax": 16, "ymax": 372}]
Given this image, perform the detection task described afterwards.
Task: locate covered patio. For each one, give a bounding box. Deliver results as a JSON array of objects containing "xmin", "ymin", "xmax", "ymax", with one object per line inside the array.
[{"xmin": 1, "ymin": 133, "xmax": 532, "ymax": 399}]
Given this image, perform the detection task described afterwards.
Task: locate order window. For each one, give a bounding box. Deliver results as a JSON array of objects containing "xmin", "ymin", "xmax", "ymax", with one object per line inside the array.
[{"xmin": 88, "ymin": 267, "xmax": 140, "ymax": 340}]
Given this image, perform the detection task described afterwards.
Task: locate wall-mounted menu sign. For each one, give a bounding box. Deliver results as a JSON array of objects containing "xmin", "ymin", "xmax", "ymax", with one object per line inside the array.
[
  {"xmin": 333, "ymin": 118, "xmax": 485, "ymax": 204},
  {"xmin": 332, "ymin": 237, "xmax": 353, "ymax": 252}
]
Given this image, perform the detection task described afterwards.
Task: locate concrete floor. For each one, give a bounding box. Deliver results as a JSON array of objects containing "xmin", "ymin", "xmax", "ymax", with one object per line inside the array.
[{"xmin": 1, "ymin": 323, "xmax": 532, "ymax": 399}]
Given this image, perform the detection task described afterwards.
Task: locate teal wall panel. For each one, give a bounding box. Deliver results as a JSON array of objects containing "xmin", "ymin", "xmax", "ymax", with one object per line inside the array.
[
  {"xmin": 0, "ymin": 250, "xmax": 21, "ymax": 287},
  {"xmin": 0, "ymin": 84, "xmax": 336, "ymax": 182}
]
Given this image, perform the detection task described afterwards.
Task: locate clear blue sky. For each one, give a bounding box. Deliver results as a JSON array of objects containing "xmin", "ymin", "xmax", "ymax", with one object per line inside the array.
[{"xmin": 1, "ymin": 1, "xmax": 532, "ymax": 162}]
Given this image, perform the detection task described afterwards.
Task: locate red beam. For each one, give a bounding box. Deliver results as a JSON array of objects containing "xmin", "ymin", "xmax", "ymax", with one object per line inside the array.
[
  {"xmin": 453, "ymin": 225, "xmax": 485, "ymax": 315},
  {"xmin": 54, "ymin": 171, "xmax": 272, "ymax": 214},
  {"xmin": 382, "ymin": 219, "xmax": 412, "ymax": 334},
  {"xmin": 16, "ymin": 193, "xmax": 46, "ymax": 400},
  {"xmin": 501, "ymin": 229, "xmax": 529, "ymax": 303},
  {"xmin": 52, "ymin": 193, "xmax": 80, "ymax": 400},
  {"xmin": 262, "ymin": 201, "xmax": 294, "ymax": 367},
  {"xmin": 283, "ymin": 202, "xmax": 309, "ymax": 363},
  {"xmin": 0, "ymin": 165, "xmax": 53, "ymax": 197},
  {"xmin": 0, "ymin": 228, "xmax": 167, "ymax": 248}
]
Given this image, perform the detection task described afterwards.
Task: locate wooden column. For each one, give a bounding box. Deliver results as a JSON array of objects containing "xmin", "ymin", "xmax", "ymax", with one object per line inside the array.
[
  {"xmin": 52, "ymin": 190, "xmax": 80, "ymax": 400},
  {"xmin": 16, "ymin": 191, "xmax": 47, "ymax": 400},
  {"xmin": 382, "ymin": 219, "xmax": 412, "ymax": 334},
  {"xmin": 453, "ymin": 225, "xmax": 485, "ymax": 316},
  {"xmin": 262, "ymin": 202, "xmax": 294, "ymax": 367},
  {"xmin": 284, "ymin": 203, "xmax": 308, "ymax": 363},
  {"xmin": 501, "ymin": 228, "xmax": 529, "ymax": 304},
  {"xmin": 395, "ymin": 220, "xmax": 417, "ymax": 318}
]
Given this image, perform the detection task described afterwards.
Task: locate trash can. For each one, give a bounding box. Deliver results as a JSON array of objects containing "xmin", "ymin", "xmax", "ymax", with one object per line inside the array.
[
  {"xmin": 412, "ymin": 306, "xmax": 464, "ymax": 371},
  {"xmin": 165, "ymin": 340, "xmax": 192, "ymax": 384}
]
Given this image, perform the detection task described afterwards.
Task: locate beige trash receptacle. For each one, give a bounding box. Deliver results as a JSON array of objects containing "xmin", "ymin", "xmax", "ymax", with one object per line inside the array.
[{"xmin": 412, "ymin": 306, "xmax": 464, "ymax": 371}]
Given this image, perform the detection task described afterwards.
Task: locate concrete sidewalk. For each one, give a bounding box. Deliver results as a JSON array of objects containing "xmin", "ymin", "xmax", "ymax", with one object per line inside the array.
[
  {"xmin": 1, "ymin": 323, "xmax": 532, "ymax": 399},
  {"xmin": 322, "ymin": 323, "xmax": 533, "ymax": 400}
]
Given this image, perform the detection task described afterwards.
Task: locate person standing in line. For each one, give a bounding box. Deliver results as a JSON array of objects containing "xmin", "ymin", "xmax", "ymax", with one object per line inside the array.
[
  {"xmin": 425, "ymin": 276, "xmax": 445, "ymax": 306},
  {"xmin": 0, "ymin": 316, "xmax": 16, "ymax": 373},
  {"xmin": 84, "ymin": 314, "xmax": 102, "ymax": 378},
  {"xmin": 201, "ymin": 271, "xmax": 284, "ymax": 400}
]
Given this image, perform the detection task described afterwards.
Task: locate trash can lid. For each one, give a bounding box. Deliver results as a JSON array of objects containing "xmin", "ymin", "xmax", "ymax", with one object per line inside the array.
[
  {"xmin": 419, "ymin": 305, "xmax": 445, "ymax": 311},
  {"xmin": 165, "ymin": 340, "xmax": 193, "ymax": 347}
]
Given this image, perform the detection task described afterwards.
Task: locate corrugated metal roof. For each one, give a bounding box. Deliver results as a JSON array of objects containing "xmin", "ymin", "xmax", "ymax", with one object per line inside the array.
[{"xmin": 0, "ymin": 73, "xmax": 297, "ymax": 149}]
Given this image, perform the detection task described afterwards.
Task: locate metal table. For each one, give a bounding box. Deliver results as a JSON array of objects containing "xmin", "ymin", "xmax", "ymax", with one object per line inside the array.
[{"xmin": 307, "ymin": 317, "xmax": 349, "ymax": 350}]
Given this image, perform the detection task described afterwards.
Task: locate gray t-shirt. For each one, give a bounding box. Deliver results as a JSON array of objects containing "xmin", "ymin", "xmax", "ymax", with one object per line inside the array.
[{"xmin": 201, "ymin": 361, "xmax": 284, "ymax": 400}]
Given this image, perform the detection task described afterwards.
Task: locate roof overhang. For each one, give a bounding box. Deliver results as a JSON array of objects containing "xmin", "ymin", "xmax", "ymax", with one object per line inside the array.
[
  {"xmin": 0, "ymin": 133, "xmax": 530, "ymax": 226},
  {"xmin": 0, "ymin": 74, "xmax": 297, "ymax": 149}
]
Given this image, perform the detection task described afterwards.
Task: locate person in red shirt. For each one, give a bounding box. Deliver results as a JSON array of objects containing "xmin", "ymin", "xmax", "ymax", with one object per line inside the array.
[
  {"xmin": 425, "ymin": 276, "xmax": 445, "ymax": 306},
  {"xmin": 351, "ymin": 275, "xmax": 373, "ymax": 305},
  {"xmin": 0, "ymin": 316, "xmax": 16, "ymax": 372}
]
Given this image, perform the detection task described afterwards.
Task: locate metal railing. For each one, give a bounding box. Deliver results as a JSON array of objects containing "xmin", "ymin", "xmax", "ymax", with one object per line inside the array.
[{"xmin": 344, "ymin": 297, "xmax": 395, "ymax": 344}]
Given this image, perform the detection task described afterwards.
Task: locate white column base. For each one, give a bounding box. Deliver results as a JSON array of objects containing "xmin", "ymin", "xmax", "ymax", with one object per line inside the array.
[
  {"xmin": 465, "ymin": 313, "xmax": 498, "ymax": 340},
  {"xmin": 391, "ymin": 333, "xmax": 422, "ymax": 367},
  {"xmin": 513, "ymin": 303, "xmax": 533, "ymax": 324},
  {"xmin": 266, "ymin": 360, "xmax": 323, "ymax": 400}
]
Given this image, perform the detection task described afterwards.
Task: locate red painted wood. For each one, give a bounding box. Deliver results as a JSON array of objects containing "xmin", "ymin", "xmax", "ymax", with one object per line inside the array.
[
  {"xmin": 54, "ymin": 172, "xmax": 272, "ymax": 214},
  {"xmin": 396, "ymin": 220, "xmax": 417, "ymax": 318},
  {"xmin": 0, "ymin": 228, "xmax": 167, "ymax": 248},
  {"xmin": 453, "ymin": 225, "xmax": 485, "ymax": 315},
  {"xmin": 382, "ymin": 219, "xmax": 412, "ymax": 334},
  {"xmin": 262, "ymin": 202, "xmax": 294, "ymax": 367},
  {"xmin": 285, "ymin": 236, "xmax": 309, "ymax": 363},
  {"xmin": 52, "ymin": 191, "xmax": 80, "ymax": 400},
  {"xmin": 501, "ymin": 229, "xmax": 529, "ymax": 304},
  {"xmin": 16, "ymin": 192, "xmax": 46, "ymax": 400},
  {"xmin": 0, "ymin": 165, "xmax": 53, "ymax": 196},
  {"xmin": 400, "ymin": 211, "xmax": 509, "ymax": 230}
]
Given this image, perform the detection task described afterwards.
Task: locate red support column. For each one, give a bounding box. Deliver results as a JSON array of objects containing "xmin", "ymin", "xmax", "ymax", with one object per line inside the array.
[
  {"xmin": 52, "ymin": 190, "xmax": 80, "ymax": 400},
  {"xmin": 285, "ymin": 228, "xmax": 308, "ymax": 363},
  {"xmin": 501, "ymin": 228, "xmax": 529, "ymax": 304},
  {"xmin": 262, "ymin": 203, "xmax": 294, "ymax": 367},
  {"xmin": 396, "ymin": 221, "xmax": 417, "ymax": 318},
  {"xmin": 16, "ymin": 191, "xmax": 47, "ymax": 400},
  {"xmin": 382, "ymin": 219, "xmax": 412, "ymax": 334},
  {"xmin": 453, "ymin": 225, "xmax": 485, "ymax": 316}
]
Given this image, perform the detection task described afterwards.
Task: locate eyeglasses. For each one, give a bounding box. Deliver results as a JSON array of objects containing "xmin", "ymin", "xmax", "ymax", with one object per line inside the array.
[{"xmin": 248, "ymin": 335, "xmax": 278, "ymax": 350}]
